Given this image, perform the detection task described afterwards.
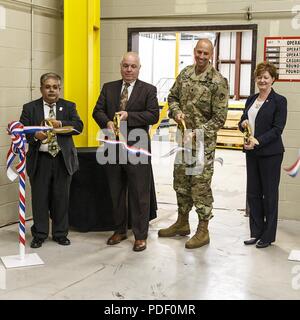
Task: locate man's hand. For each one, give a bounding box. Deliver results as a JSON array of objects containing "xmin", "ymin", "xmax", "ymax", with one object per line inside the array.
[
  {"xmin": 48, "ymin": 119, "xmax": 62, "ymax": 128},
  {"xmin": 107, "ymin": 121, "xmax": 115, "ymax": 131},
  {"xmin": 35, "ymin": 131, "xmax": 48, "ymax": 141},
  {"xmin": 174, "ymin": 112, "xmax": 185, "ymax": 124},
  {"xmin": 183, "ymin": 131, "xmax": 195, "ymax": 145},
  {"xmin": 116, "ymin": 111, "xmax": 128, "ymax": 121}
]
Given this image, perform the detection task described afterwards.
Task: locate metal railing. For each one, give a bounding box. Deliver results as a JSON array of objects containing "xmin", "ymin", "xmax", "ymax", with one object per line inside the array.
[{"xmin": 155, "ymin": 77, "xmax": 174, "ymax": 103}]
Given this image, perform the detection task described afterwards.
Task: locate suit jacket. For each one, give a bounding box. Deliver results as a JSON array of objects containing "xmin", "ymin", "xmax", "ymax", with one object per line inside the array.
[
  {"xmin": 239, "ymin": 88, "xmax": 287, "ymax": 156},
  {"xmin": 20, "ymin": 97, "xmax": 84, "ymax": 178},
  {"xmin": 92, "ymin": 79, "xmax": 159, "ymax": 150}
]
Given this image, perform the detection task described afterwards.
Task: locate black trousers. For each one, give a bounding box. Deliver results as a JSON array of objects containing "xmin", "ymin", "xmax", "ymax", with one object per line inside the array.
[
  {"xmin": 104, "ymin": 163, "xmax": 151, "ymax": 240},
  {"xmin": 30, "ymin": 152, "xmax": 72, "ymax": 239},
  {"xmin": 246, "ymin": 153, "xmax": 283, "ymax": 243}
]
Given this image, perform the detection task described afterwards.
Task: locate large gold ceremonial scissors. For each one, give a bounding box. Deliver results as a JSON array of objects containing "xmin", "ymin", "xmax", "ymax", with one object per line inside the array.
[
  {"xmin": 113, "ymin": 113, "xmax": 121, "ymax": 139},
  {"xmin": 244, "ymin": 122, "xmax": 259, "ymax": 146},
  {"xmin": 178, "ymin": 118, "xmax": 187, "ymax": 135},
  {"xmin": 40, "ymin": 118, "xmax": 75, "ymax": 144},
  {"xmin": 177, "ymin": 118, "xmax": 196, "ymax": 146}
]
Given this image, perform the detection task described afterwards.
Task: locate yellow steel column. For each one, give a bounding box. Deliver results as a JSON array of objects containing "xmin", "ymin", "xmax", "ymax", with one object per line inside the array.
[{"xmin": 64, "ymin": 0, "xmax": 100, "ymax": 147}]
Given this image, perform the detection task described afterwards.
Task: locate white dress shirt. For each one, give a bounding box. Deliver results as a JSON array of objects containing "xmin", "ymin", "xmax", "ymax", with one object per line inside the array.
[{"xmin": 248, "ymin": 98, "xmax": 264, "ymax": 136}]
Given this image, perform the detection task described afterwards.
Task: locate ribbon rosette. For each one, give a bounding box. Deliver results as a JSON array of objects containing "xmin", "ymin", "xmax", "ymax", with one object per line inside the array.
[
  {"xmin": 6, "ymin": 121, "xmax": 27, "ymax": 182},
  {"xmin": 6, "ymin": 121, "xmax": 28, "ymax": 248}
]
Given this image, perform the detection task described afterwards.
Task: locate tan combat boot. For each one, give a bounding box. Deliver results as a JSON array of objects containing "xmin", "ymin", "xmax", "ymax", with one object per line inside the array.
[
  {"xmin": 185, "ymin": 220, "xmax": 210, "ymax": 249},
  {"xmin": 158, "ymin": 214, "xmax": 190, "ymax": 237}
]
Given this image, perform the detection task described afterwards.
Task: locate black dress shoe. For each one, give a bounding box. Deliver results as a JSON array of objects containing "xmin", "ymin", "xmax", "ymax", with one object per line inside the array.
[
  {"xmin": 53, "ymin": 236, "xmax": 71, "ymax": 246},
  {"xmin": 30, "ymin": 237, "xmax": 44, "ymax": 248},
  {"xmin": 244, "ymin": 238, "xmax": 258, "ymax": 245},
  {"xmin": 256, "ymin": 240, "xmax": 271, "ymax": 248}
]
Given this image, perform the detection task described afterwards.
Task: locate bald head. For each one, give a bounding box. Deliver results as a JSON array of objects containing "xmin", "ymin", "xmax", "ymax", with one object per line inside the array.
[
  {"xmin": 120, "ymin": 51, "xmax": 141, "ymax": 83},
  {"xmin": 195, "ymin": 39, "xmax": 214, "ymax": 53},
  {"xmin": 194, "ymin": 39, "xmax": 214, "ymax": 74}
]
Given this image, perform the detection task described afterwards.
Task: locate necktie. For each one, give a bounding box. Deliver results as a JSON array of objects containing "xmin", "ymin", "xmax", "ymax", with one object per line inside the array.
[
  {"xmin": 48, "ymin": 104, "xmax": 60, "ymax": 157},
  {"xmin": 119, "ymin": 82, "xmax": 130, "ymax": 111}
]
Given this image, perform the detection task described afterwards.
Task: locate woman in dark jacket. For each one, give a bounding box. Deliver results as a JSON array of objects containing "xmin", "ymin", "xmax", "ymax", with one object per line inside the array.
[{"xmin": 239, "ymin": 62, "xmax": 287, "ymax": 248}]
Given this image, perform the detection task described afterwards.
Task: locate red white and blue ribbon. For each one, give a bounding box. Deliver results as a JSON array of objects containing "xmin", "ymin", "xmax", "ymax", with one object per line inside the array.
[
  {"xmin": 6, "ymin": 121, "xmax": 79, "ymax": 258},
  {"xmin": 98, "ymin": 138, "xmax": 152, "ymax": 157},
  {"xmin": 284, "ymin": 150, "xmax": 300, "ymax": 177},
  {"xmin": 99, "ymin": 139, "xmax": 225, "ymax": 166},
  {"xmin": 161, "ymin": 146, "xmax": 187, "ymax": 157},
  {"xmin": 162, "ymin": 146, "xmax": 223, "ymax": 166},
  {"xmin": 6, "ymin": 122, "xmax": 29, "ymax": 258}
]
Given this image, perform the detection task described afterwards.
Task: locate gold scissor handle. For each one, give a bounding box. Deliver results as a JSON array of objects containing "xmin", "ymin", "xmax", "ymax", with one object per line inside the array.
[
  {"xmin": 244, "ymin": 122, "xmax": 259, "ymax": 145},
  {"xmin": 178, "ymin": 118, "xmax": 187, "ymax": 135},
  {"xmin": 40, "ymin": 119, "xmax": 54, "ymax": 144},
  {"xmin": 243, "ymin": 122, "xmax": 251, "ymax": 144},
  {"xmin": 113, "ymin": 113, "xmax": 121, "ymax": 138}
]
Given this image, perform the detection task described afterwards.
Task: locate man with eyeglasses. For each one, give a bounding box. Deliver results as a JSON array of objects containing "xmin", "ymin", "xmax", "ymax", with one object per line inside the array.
[{"xmin": 20, "ymin": 72, "xmax": 83, "ymax": 249}]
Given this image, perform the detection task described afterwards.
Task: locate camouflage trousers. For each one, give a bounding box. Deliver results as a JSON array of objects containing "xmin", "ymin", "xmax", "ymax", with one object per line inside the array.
[{"xmin": 173, "ymin": 147, "xmax": 215, "ymax": 221}]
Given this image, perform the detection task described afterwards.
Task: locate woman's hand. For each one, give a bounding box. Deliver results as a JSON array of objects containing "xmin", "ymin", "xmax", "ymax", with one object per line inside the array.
[
  {"xmin": 244, "ymin": 136, "xmax": 259, "ymax": 150},
  {"xmin": 244, "ymin": 140, "xmax": 255, "ymax": 150},
  {"xmin": 241, "ymin": 119, "xmax": 249, "ymax": 129}
]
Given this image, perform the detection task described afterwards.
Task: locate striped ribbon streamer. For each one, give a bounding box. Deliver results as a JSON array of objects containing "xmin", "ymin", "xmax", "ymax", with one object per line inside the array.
[
  {"xmin": 284, "ymin": 150, "xmax": 300, "ymax": 178},
  {"xmin": 6, "ymin": 122, "xmax": 28, "ymax": 258},
  {"xmin": 6, "ymin": 121, "xmax": 78, "ymax": 258},
  {"xmin": 98, "ymin": 138, "xmax": 152, "ymax": 157},
  {"xmin": 162, "ymin": 146, "xmax": 223, "ymax": 166}
]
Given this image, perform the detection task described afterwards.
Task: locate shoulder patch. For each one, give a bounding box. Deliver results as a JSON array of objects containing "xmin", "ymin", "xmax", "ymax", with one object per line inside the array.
[{"xmin": 219, "ymin": 93, "xmax": 225, "ymax": 101}]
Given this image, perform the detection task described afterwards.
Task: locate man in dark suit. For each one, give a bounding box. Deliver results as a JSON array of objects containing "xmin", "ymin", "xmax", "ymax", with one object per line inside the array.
[
  {"xmin": 93, "ymin": 52, "xmax": 159, "ymax": 252},
  {"xmin": 20, "ymin": 72, "xmax": 83, "ymax": 248}
]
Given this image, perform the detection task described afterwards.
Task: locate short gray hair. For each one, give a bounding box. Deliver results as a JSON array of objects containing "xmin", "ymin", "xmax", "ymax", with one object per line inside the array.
[{"xmin": 40, "ymin": 72, "xmax": 61, "ymax": 86}]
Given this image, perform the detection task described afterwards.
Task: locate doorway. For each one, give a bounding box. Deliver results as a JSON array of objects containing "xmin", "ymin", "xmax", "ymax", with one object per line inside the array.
[{"xmin": 128, "ymin": 24, "xmax": 257, "ymax": 214}]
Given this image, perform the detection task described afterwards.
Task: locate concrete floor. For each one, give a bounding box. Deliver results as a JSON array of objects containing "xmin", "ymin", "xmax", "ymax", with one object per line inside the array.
[{"xmin": 0, "ymin": 142, "xmax": 300, "ymax": 300}]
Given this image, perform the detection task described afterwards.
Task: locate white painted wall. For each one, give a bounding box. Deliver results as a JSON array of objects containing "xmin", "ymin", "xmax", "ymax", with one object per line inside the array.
[{"xmin": 0, "ymin": 0, "xmax": 63, "ymax": 226}]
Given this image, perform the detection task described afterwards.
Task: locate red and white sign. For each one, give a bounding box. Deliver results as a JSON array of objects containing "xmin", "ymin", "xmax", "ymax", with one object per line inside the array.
[{"xmin": 264, "ymin": 37, "xmax": 300, "ymax": 82}]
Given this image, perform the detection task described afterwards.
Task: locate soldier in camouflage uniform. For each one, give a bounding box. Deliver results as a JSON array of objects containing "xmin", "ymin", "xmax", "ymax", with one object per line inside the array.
[{"xmin": 158, "ymin": 39, "xmax": 229, "ymax": 249}]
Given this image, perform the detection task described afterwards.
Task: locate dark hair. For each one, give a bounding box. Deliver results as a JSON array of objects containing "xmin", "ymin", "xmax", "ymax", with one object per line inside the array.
[
  {"xmin": 40, "ymin": 72, "xmax": 61, "ymax": 86},
  {"xmin": 254, "ymin": 62, "xmax": 278, "ymax": 80}
]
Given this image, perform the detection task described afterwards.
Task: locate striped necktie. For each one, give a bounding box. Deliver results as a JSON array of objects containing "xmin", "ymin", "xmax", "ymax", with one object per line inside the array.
[
  {"xmin": 47, "ymin": 104, "xmax": 60, "ymax": 157},
  {"xmin": 119, "ymin": 82, "xmax": 130, "ymax": 111}
]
